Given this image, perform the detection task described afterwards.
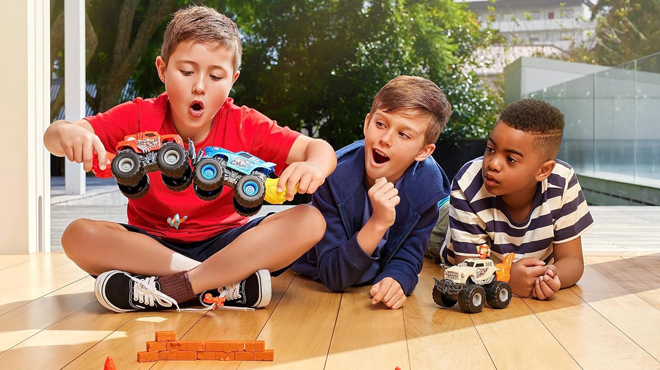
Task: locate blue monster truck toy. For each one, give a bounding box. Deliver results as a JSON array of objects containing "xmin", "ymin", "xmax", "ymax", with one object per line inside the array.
[{"xmin": 192, "ymin": 147, "xmax": 277, "ymax": 216}]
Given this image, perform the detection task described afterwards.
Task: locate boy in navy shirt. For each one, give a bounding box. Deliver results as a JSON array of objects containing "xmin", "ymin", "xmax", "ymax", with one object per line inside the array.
[{"xmin": 293, "ymin": 76, "xmax": 451, "ymax": 309}]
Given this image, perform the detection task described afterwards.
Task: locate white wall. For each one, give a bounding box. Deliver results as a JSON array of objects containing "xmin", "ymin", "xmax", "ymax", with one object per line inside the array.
[
  {"xmin": 0, "ymin": 1, "xmax": 50, "ymax": 254},
  {"xmin": 504, "ymin": 56, "xmax": 609, "ymax": 104}
]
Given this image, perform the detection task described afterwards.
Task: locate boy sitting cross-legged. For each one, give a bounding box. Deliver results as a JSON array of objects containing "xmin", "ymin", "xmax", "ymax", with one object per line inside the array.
[
  {"xmin": 438, "ymin": 99, "xmax": 594, "ymax": 300},
  {"xmin": 292, "ymin": 76, "xmax": 452, "ymax": 309},
  {"xmin": 43, "ymin": 6, "xmax": 336, "ymax": 312}
]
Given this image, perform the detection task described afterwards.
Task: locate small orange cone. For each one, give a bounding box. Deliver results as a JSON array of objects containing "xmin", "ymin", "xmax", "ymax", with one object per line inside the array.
[{"xmin": 104, "ymin": 356, "xmax": 118, "ymax": 370}]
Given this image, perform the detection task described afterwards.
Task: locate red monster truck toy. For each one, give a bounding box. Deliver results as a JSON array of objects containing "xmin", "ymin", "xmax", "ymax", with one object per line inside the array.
[{"xmin": 92, "ymin": 131, "xmax": 195, "ymax": 199}]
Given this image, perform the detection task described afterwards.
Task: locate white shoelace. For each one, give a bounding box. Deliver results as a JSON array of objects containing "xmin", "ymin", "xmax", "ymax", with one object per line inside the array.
[
  {"xmin": 219, "ymin": 283, "xmax": 241, "ymax": 301},
  {"xmin": 126, "ymin": 273, "xmax": 180, "ymax": 311}
]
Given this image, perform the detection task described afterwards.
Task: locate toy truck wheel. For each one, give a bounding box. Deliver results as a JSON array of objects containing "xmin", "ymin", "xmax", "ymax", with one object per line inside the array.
[
  {"xmin": 193, "ymin": 183, "xmax": 222, "ymax": 201},
  {"xmin": 112, "ymin": 150, "xmax": 144, "ymax": 186},
  {"xmin": 432, "ymin": 285, "xmax": 457, "ymax": 308},
  {"xmin": 117, "ymin": 175, "xmax": 150, "ymax": 199},
  {"xmin": 486, "ymin": 281, "xmax": 512, "ymax": 309},
  {"xmin": 162, "ymin": 167, "xmax": 193, "ymax": 192},
  {"xmin": 235, "ymin": 175, "xmax": 266, "ymax": 208},
  {"xmin": 157, "ymin": 142, "xmax": 189, "ymax": 178},
  {"xmin": 458, "ymin": 284, "xmax": 486, "ymax": 313},
  {"xmin": 233, "ymin": 197, "xmax": 262, "ymax": 216},
  {"xmin": 193, "ymin": 158, "xmax": 224, "ymax": 192}
]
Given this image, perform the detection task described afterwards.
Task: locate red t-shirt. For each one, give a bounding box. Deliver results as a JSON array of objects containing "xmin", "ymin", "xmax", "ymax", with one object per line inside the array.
[{"xmin": 85, "ymin": 93, "xmax": 300, "ymax": 242}]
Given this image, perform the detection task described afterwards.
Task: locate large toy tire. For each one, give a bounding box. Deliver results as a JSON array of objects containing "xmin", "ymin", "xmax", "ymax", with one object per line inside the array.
[
  {"xmin": 193, "ymin": 183, "xmax": 222, "ymax": 201},
  {"xmin": 458, "ymin": 284, "xmax": 486, "ymax": 313},
  {"xmin": 486, "ymin": 281, "xmax": 512, "ymax": 309},
  {"xmin": 157, "ymin": 142, "xmax": 189, "ymax": 178},
  {"xmin": 432, "ymin": 285, "xmax": 457, "ymax": 308},
  {"xmin": 194, "ymin": 158, "xmax": 224, "ymax": 192},
  {"xmin": 233, "ymin": 197, "xmax": 262, "ymax": 216},
  {"xmin": 162, "ymin": 166, "xmax": 193, "ymax": 192},
  {"xmin": 235, "ymin": 175, "xmax": 265, "ymax": 208},
  {"xmin": 117, "ymin": 175, "xmax": 150, "ymax": 199},
  {"xmin": 112, "ymin": 150, "xmax": 144, "ymax": 186}
]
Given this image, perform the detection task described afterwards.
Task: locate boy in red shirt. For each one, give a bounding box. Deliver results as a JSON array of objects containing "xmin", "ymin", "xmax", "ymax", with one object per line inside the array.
[{"xmin": 43, "ymin": 6, "xmax": 336, "ymax": 312}]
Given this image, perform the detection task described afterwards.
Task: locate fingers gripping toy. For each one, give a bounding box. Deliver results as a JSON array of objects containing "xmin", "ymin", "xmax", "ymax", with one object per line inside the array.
[
  {"xmin": 192, "ymin": 147, "xmax": 293, "ymax": 216},
  {"xmin": 432, "ymin": 245, "xmax": 514, "ymax": 313},
  {"xmin": 92, "ymin": 131, "xmax": 195, "ymax": 199}
]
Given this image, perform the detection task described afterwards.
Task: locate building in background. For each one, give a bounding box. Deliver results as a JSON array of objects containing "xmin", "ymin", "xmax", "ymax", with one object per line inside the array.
[
  {"xmin": 464, "ymin": 0, "xmax": 597, "ymax": 50},
  {"xmin": 460, "ymin": 0, "xmax": 597, "ymax": 81}
]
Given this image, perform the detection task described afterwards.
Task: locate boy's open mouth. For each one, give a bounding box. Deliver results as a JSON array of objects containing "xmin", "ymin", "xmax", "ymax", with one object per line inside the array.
[
  {"xmin": 373, "ymin": 149, "xmax": 390, "ymax": 164},
  {"xmin": 189, "ymin": 101, "xmax": 204, "ymax": 117}
]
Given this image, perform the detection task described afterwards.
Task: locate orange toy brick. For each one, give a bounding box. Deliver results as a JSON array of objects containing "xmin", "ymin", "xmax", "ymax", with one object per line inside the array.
[
  {"xmin": 177, "ymin": 351, "xmax": 197, "ymax": 361},
  {"xmin": 197, "ymin": 352, "xmax": 216, "ymax": 360},
  {"xmin": 255, "ymin": 349, "xmax": 275, "ymax": 361},
  {"xmin": 137, "ymin": 351, "xmax": 159, "ymax": 363},
  {"xmin": 223, "ymin": 340, "xmax": 245, "ymax": 352},
  {"xmin": 158, "ymin": 351, "xmax": 177, "ymax": 360},
  {"xmin": 216, "ymin": 352, "xmax": 235, "ymax": 361},
  {"xmin": 167, "ymin": 341, "xmax": 187, "ymax": 351},
  {"xmin": 155, "ymin": 331, "xmax": 176, "ymax": 342},
  {"xmin": 186, "ymin": 340, "xmax": 206, "ymax": 351},
  {"xmin": 205, "ymin": 341, "xmax": 224, "ymax": 352},
  {"xmin": 146, "ymin": 341, "xmax": 167, "ymax": 352},
  {"xmin": 245, "ymin": 340, "xmax": 265, "ymax": 352},
  {"xmin": 235, "ymin": 351, "xmax": 255, "ymax": 361}
]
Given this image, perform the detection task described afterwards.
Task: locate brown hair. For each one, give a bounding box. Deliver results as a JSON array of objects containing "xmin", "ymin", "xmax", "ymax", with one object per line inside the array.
[
  {"xmin": 499, "ymin": 99, "xmax": 564, "ymax": 160},
  {"xmin": 161, "ymin": 5, "xmax": 242, "ymax": 72},
  {"xmin": 369, "ymin": 76, "xmax": 451, "ymax": 145}
]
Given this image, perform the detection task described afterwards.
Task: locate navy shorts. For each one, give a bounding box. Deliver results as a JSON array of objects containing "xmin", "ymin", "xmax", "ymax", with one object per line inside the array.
[{"xmin": 121, "ymin": 212, "xmax": 287, "ymax": 276}]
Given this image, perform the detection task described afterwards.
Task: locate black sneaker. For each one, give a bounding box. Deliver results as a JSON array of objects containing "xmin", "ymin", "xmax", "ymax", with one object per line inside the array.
[
  {"xmin": 95, "ymin": 270, "xmax": 179, "ymax": 313},
  {"xmin": 200, "ymin": 269, "xmax": 271, "ymax": 308}
]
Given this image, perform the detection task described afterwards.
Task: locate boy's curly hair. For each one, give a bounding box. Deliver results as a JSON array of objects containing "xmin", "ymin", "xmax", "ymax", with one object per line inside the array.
[
  {"xmin": 369, "ymin": 76, "xmax": 451, "ymax": 146},
  {"xmin": 161, "ymin": 6, "xmax": 242, "ymax": 72},
  {"xmin": 499, "ymin": 99, "xmax": 565, "ymax": 161}
]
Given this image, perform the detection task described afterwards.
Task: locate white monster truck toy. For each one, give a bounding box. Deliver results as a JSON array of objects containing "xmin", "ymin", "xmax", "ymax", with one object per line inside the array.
[{"xmin": 433, "ymin": 246, "xmax": 514, "ymax": 313}]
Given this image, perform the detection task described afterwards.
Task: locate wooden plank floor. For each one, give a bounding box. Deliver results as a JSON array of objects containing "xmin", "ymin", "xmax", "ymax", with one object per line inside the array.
[
  {"xmin": 1, "ymin": 188, "xmax": 659, "ymax": 369},
  {"xmin": 2, "ymin": 252, "xmax": 660, "ymax": 369}
]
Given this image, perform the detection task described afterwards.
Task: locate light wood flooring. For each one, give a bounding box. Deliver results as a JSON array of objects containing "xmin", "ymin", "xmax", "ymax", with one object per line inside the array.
[{"xmin": 1, "ymin": 205, "xmax": 659, "ymax": 369}]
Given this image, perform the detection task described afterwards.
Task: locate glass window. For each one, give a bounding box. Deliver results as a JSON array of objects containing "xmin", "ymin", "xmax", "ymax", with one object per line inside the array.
[{"xmin": 548, "ymin": 11, "xmax": 554, "ymax": 19}]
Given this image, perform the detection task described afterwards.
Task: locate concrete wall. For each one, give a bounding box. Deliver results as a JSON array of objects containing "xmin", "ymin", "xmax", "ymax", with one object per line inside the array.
[
  {"xmin": 504, "ymin": 56, "xmax": 609, "ymax": 104},
  {"xmin": 0, "ymin": 1, "xmax": 50, "ymax": 254},
  {"xmin": 579, "ymin": 174, "xmax": 660, "ymax": 206}
]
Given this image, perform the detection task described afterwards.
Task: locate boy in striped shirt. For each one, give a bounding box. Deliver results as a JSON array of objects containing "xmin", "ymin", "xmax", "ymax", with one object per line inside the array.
[{"xmin": 439, "ymin": 99, "xmax": 593, "ymax": 300}]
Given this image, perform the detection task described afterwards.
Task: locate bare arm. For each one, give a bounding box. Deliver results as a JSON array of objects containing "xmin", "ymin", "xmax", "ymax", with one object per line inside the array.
[
  {"xmin": 551, "ymin": 237, "xmax": 584, "ymax": 288},
  {"xmin": 43, "ymin": 119, "xmax": 107, "ymax": 171},
  {"xmin": 278, "ymin": 135, "xmax": 337, "ymax": 200}
]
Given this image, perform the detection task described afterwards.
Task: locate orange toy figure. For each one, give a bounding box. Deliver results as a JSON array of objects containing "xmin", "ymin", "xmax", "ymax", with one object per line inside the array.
[
  {"xmin": 203, "ymin": 293, "xmax": 226, "ymax": 310},
  {"xmin": 476, "ymin": 244, "xmax": 490, "ymax": 259},
  {"xmin": 103, "ymin": 356, "xmax": 118, "ymax": 370},
  {"xmin": 495, "ymin": 253, "xmax": 515, "ymax": 283}
]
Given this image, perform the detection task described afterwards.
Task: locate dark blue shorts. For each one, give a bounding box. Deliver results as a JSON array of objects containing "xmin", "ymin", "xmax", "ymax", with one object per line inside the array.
[{"xmin": 121, "ymin": 212, "xmax": 287, "ymax": 276}]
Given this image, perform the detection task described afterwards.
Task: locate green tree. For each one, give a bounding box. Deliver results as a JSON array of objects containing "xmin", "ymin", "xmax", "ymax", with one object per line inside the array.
[
  {"xmin": 568, "ymin": 0, "xmax": 660, "ymax": 65},
  {"xmin": 230, "ymin": 0, "xmax": 502, "ymax": 148},
  {"xmin": 50, "ymin": 0, "xmax": 220, "ymax": 119}
]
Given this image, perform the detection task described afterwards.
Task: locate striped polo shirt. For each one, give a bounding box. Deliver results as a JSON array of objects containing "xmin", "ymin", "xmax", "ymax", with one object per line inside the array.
[{"xmin": 440, "ymin": 157, "xmax": 594, "ymax": 265}]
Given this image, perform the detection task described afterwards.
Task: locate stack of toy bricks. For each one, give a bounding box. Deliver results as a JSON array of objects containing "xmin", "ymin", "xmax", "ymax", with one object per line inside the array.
[{"xmin": 137, "ymin": 331, "xmax": 274, "ymax": 362}]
